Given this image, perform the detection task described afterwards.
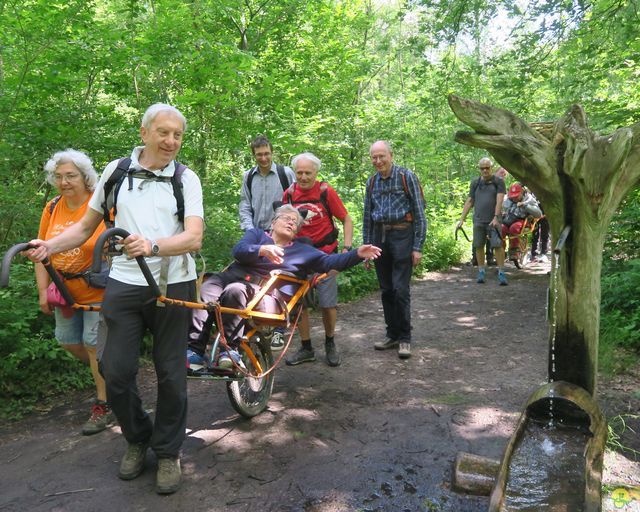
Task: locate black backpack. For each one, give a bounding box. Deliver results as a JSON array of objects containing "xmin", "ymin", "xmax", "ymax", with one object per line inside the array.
[
  {"xmin": 282, "ymin": 182, "xmax": 339, "ymax": 248},
  {"xmin": 245, "ymin": 164, "xmax": 291, "ymax": 201},
  {"xmin": 101, "ymin": 157, "xmax": 187, "ymax": 227}
]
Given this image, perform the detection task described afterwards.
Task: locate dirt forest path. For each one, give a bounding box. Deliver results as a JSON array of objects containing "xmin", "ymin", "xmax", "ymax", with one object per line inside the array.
[{"xmin": 1, "ymin": 262, "xmax": 638, "ymax": 512}]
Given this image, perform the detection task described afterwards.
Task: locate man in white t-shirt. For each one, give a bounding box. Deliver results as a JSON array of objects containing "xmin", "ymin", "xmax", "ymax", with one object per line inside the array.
[{"xmin": 27, "ymin": 104, "xmax": 204, "ymax": 495}]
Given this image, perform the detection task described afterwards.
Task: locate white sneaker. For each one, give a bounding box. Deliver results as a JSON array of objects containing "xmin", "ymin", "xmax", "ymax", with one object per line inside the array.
[
  {"xmin": 538, "ymin": 254, "xmax": 549, "ymax": 263},
  {"xmin": 270, "ymin": 331, "xmax": 286, "ymax": 350}
]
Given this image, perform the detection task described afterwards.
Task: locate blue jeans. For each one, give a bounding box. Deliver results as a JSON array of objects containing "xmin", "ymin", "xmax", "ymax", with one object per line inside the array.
[{"xmin": 373, "ymin": 227, "xmax": 414, "ymax": 342}]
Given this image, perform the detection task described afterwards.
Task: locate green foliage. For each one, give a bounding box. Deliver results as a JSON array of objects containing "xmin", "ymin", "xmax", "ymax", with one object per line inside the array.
[
  {"xmin": 0, "ymin": 262, "xmax": 93, "ymax": 420},
  {"xmin": 599, "ymin": 258, "xmax": 640, "ymax": 374},
  {"xmin": 337, "ymin": 265, "xmax": 380, "ymax": 303}
]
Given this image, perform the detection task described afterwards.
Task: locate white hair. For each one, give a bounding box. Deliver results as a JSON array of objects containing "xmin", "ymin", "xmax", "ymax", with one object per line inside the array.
[
  {"xmin": 273, "ymin": 204, "xmax": 304, "ymax": 229},
  {"xmin": 478, "ymin": 157, "xmax": 492, "ymax": 167},
  {"xmin": 44, "ymin": 149, "xmax": 98, "ymax": 191},
  {"xmin": 370, "ymin": 140, "xmax": 393, "ymax": 154},
  {"xmin": 141, "ymin": 103, "xmax": 187, "ymax": 131},
  {"xmin": 291, "ymin": 152, "xmax": 321, "ymax": 171}
]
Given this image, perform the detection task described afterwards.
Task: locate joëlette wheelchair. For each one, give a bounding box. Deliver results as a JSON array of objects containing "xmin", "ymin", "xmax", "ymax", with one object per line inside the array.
[
  {"xmin": 503, "ymin": 215, "xmax": 544, "ymax": 268},
  {"xmin": 0, "ymin": 227, "xmax": 321, "ymax": 418}
]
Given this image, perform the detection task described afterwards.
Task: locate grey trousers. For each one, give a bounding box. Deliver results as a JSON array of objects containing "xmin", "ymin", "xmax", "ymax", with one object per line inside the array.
[{"xmin": 99, "ymin": 278, "xmax": 195, "ymax": 458}]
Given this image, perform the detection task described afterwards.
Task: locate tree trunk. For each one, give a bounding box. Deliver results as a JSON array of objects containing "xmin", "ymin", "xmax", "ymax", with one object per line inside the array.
[{"xmin": 448, "ymin": 95, "xmax": 640, "ymax": 396}]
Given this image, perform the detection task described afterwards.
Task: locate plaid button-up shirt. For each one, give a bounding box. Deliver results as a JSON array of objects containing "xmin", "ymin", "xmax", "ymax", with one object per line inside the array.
[{"xmin": 363, "ymin": 164, "xmax": 427, "ymax": 251}]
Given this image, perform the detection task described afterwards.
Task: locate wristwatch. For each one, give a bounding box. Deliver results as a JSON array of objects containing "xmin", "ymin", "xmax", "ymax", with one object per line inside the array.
[
  {"xmin": 344, "ymin": 246, "xmax": 353, "ymax": 251},
  {"xmin": 150, "ymin": 240, "xmax": 160, "ymax": 256}
]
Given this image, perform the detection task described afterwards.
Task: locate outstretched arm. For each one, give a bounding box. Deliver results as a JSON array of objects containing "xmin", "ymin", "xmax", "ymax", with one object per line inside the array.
[{"xmin": 27, "ymin": 208, "xmax": 103, "ymax": 262}]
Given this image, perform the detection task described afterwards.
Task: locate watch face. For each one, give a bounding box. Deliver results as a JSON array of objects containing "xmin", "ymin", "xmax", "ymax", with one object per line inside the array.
[{"xmin": 152, "ymin": 243, "xmax": 160, "ymax": 255}]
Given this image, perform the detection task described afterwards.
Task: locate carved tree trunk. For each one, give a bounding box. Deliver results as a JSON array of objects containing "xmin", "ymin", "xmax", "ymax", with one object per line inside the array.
[{"xmin": 448, "ymin": 95, "xmax": 640, "ymax": 395}]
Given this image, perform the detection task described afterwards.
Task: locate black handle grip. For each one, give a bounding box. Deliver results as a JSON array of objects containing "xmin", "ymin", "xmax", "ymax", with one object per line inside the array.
[
  {"xmin": 0, "ymin": 243, "xmax": 75, "ymax": 305},
  {"xmin": 93, "ymin": 228, "xmax": 161, "ymax": 297},
  {"xmin": 1, "ymin": 243, "xmax": 32, "ymax": 287}
]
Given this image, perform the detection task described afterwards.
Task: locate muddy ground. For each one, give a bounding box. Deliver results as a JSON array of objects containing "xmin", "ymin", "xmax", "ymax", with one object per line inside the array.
[{"xmin": 1, "ymin": 262, "xmax": 638, "ymax": 512}]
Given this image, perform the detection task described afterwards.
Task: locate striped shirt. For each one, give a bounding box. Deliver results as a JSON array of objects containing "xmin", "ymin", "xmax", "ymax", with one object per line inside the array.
[{"xmin": 363, "ymin": 164, "xmax": 427, "ymax": 251}]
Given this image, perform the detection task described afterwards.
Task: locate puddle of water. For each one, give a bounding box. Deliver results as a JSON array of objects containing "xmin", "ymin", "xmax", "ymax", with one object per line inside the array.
[{"xmin": 503, "ymin": 420, "xmax": 590, "ymax": 511}]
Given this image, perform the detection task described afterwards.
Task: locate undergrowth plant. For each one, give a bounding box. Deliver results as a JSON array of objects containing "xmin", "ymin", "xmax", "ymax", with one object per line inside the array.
[
  {"xmin": 606, "ymin": 414, "xmax": 640, "ymax": 459},
  {"xmin": 0, "ymin": 261, "xmax": 93, "ymax": 421}
]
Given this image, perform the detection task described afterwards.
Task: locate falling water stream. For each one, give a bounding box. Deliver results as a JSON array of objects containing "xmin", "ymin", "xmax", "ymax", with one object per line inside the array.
[
  {"xmin": 502, "ymin": 418, "xmax": 590, "ymax": 511},
  {"xmin": 548, "ymin": 253, "xmax": 558, "ymax": 427}
]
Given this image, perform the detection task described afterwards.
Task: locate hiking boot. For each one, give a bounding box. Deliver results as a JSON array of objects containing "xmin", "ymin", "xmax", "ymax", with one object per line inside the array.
[
  {"xmin": 156, "ymin": 457, "xmax": 181, "ymax": 495},
  {"xmin": 476, "ymin": 269, "xmax": 486, "ymax": 283},
  {"xmin": 498, "ymin": 271, "xmax": 508, "ymax": 286},
  {"xmin": 325, "ymin": 341, "xmax": 341, "ymax": 367},
  {"xmin": 398, "ymin": 342, "xmax": 412, "ymax": 360},
  {"xmin": 374, "ymin": 338, "xmax": 399, "ymax": 350},
  {"xmin": 285, "ymin": 347, "xmax": 316, "ymax": 366},
  {"xmin": 118, "ymin": 442, "xmax": 148, "ymax": 480},
  {"xmin": 270, "ymin": 330, "xmax": 286, "ymax": 351},
  {"xmin": 218, "ymin": 350, "xmax": 244, "ymax": 370},
  {"xmin": 82, "ymin": 400, "xmax": 113, "ymax": 436}
]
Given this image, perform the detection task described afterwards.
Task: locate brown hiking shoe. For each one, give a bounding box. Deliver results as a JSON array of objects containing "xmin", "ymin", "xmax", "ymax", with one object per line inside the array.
[
  {"xmin": 156, "ymin": 457, "xmax": 182, "ymax": 494},
  {"xmin": 398, "ymin": 342, "xmax": 412, "ymax": 359},
  {"xmin": 374, "ymin": 338, "xmax": 399, "ymax": 350},
  {"xmin": 118, "ymin": 442, "xmax": 148, "ymax": 480},
  {"xmin": 82, "ymin": 401, "xmax": 113, "ymax": 436}
]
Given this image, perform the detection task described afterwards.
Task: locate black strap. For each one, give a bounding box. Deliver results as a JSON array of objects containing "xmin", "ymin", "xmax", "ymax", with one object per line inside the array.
[
  {"xmin": 471, "ymin": 175, "xmax": 498, "ymax": 200},
  {"xmin": 101, "ymin": 158, "xmax": 186, "ymax": 227},
  {"xmin": 48, "ymin": 195, "xmax": 62, "ymax": 214},
  {"xmin": 246, "ymin": 164, "xmax": 291, "ymax": 202},
  {"xmin": 275, "ymin": 164, "xmax": 290, "ymax": 192}
]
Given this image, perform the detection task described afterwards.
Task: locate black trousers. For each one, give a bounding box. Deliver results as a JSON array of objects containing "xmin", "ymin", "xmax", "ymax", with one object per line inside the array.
[
  {"xmin": 373, "ymin": 227, "xmax": 414, "ymax": 342},
  {"xmin": 100, "ymin": 278, "xmax": 195, "ymax": 458}
]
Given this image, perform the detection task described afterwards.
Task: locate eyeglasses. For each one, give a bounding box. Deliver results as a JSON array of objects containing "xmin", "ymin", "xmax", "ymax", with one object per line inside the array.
[
  {"xmin": 277, "ymin": 215, "xmax": 298, "ymax": 225},
  {"xmin": 54, "ymin": 173, "xmax": 82, "ymax": 183},
  {"xmin": 479, "ymin": 166, "xmax": 491, "ymax": 170}
]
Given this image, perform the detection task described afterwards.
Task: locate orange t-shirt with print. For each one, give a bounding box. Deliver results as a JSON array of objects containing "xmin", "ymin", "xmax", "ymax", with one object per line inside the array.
[{"xmin": 37, "ymin": 196, "xmax": 106, "ymax": 304}]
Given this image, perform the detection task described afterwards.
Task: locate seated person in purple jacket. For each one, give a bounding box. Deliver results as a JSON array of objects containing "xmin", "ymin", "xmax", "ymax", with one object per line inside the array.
[{"xmin": 187, "ymin": 204, "xmax": 381, "ymax": 368}]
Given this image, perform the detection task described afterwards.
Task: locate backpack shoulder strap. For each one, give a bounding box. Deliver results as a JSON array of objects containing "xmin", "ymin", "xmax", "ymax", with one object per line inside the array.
[
  {"xmin": 276, "ymin": 164, "xmax": 290, "ymax": 192},
  {"xmin": 318, "ymin": 182, "xmax": 332, "ymax": 217},
  {"xmin": 48, "ymin": 195, "xmax": 62, "ymax": 214},
  {"xmin": 245, "ymin": 166, "xmax": 257, "ymax": 201},
  {"xmin": 283, "ymin": 182, "xmax": 296, "ymax": 203},
  {"xmin": 171, "ymin": 161, "xmax": 186, "ymax": 224},
  {"xmin": 399, "ymin": 170, "xmax": 409, "ymax": 197},
  {"xmin": 102, "ymin": 157, "xmax": 131, "ymax": 227}
]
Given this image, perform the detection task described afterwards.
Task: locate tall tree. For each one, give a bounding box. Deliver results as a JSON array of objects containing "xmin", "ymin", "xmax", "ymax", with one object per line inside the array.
[{"xmin": 449, "ymin": 94, "xmax": 640, "ymax": 395}]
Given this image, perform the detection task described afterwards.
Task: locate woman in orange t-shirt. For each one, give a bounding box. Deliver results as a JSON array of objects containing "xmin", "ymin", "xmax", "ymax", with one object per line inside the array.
[{"xmin": 36, "ymin": 149, "xmax": 111, "ymax": 435}]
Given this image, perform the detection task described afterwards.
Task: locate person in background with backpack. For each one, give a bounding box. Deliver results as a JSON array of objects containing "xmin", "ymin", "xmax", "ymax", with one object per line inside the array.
[
  {"xmin": 237, "ymin": 134, "xmax": 295, "ymax": 351},
  {"xmin": 364, "ymin": 141, "xmax": 427, "ymax": 360},
  {"xmin": 26, "ymin": 104, "xmax": 204, "ymax": 495},
  {"xmin": 456, "ymin": 157, "xmax": 508, "ymax": 286},
  {"xmin": 35, "ymin": 149, "xmax": 111, "ymax": 435},
  {"xmin": 282, "ymin": 152, "xmax": 353, "ymax": 367}
]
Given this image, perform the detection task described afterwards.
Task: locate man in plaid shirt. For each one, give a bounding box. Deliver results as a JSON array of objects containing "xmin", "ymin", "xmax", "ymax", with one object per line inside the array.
[{"xmin": 363, "ymin": 140, "xmax": 426, "ymax": 360}]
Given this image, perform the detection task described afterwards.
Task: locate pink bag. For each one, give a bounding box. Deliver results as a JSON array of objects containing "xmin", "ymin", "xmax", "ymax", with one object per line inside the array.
[{"xmin": 46, "ymin": 282, "xmax": 74, "ymax": 318}]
